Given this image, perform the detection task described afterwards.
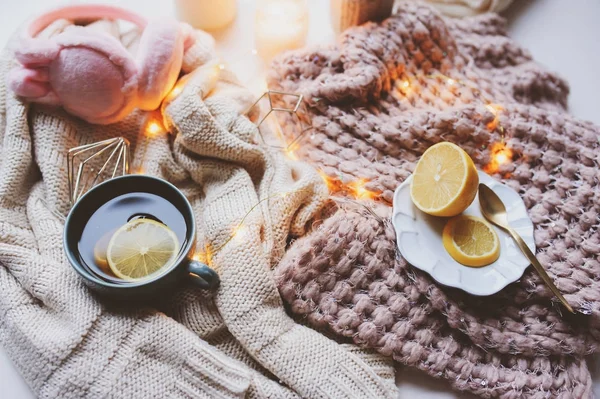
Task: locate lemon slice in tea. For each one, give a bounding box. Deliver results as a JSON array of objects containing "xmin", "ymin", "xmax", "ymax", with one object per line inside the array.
[
  {"xmin": 107, "ymin": 219, "xmax": 180, "ymax": 281},
  {"xmin": 93, "ymin": 229, "xmax": 116, "ymax": 277},
  {"xmin": 442, "ymin": 215, "xmax": 500, "ymax": 267}
]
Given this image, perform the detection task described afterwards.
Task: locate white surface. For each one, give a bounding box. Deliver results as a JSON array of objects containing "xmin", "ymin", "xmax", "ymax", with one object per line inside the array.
[
  {"xmin": 0, "ymin": 1, "xmax": 599, "ymax": 398},
  {"xmin": 392, "ymin": 171, "xmax": 534, "ymax": 296}
]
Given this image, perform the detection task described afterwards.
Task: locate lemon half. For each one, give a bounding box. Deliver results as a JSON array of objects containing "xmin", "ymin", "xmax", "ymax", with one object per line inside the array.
[
  {"xmin": 442, "ymin": 215, "xmax": 500, "ymax": 267},
  {"xmin": 410, "ymin": 142, "xmax": 479, "ymax": 217},
  {"xmin": 107, "ymin": 219, "xmax": 179, "ymax": 281}
]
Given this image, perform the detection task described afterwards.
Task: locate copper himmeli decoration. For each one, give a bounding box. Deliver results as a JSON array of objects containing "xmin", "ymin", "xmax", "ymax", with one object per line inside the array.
[
  {"xmin": 67, "ymin": 137, "xmax": 130, "ymax": 205},
  {"xmin": 245, "ymin": 90, "xmax": 312, "ymax": 152}
]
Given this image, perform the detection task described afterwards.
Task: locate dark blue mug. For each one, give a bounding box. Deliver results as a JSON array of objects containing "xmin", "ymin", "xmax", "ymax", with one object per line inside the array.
[{"xmin": 63, "ymin": 175, "xmax": 219, "ymax": 300}]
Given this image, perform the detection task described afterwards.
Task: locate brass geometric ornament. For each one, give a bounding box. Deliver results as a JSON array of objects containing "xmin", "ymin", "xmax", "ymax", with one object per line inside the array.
[
  {"xmin": 67, "ymin": 137, "xmax": 130, "ymax": 205},
  {"xmin": 245, "ymin": 90, "xmax": 312, "ymax": 152}
]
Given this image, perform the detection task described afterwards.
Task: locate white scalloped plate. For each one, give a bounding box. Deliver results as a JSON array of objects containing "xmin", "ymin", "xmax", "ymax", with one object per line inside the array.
[{"xmin": 392, "ymin": 171, "xmax": 535, "ymax": 296}]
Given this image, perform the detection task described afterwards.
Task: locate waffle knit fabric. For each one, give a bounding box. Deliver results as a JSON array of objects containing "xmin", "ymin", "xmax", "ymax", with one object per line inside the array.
[
  {"xmin": 0, "ymin": 19, "xmax": 398, "ymax": 399},
  {"xmin": 269, "ymin": 3, "xmax": 600, "ymax": 398}
]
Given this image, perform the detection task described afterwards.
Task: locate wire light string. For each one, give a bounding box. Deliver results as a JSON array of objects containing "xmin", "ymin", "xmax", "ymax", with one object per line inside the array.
[{"xmin": 132, "ymin": 69, "xmax": 513, "ymax": 263}]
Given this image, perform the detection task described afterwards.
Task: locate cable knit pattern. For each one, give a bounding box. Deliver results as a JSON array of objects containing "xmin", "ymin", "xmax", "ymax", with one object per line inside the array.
[
  {"xmin": 270, "ymin": 3, "xmax": 600, "ymax": 398},
  {"xmin": 0, "ymin": 19, "xmax": 397, "ymax": 399}
]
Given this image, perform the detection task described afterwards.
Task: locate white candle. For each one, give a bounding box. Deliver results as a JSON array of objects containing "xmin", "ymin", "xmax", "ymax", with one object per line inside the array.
[
  {"xmin": 174, "ymin": 0, "xmax": 237, "ymax": 31},
  {"xmin": 255, "ymin": 0, "xmax": 309, "ymax": 60}
]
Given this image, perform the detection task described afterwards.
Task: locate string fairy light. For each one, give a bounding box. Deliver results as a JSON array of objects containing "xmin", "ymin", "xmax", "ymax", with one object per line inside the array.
[
  {"xmin": 146, "ymin": 121, "xmax": 163, "ymax": 137},
  {"xmin": 193, "ymin": 188, "xmax": 314, "ymax": 263},
  {"xmin": 484, "ymin": 141, "xmax": 513, "ymax": 174},
  {"xmin": 231, "ymin": 224, "xmax": 249, "ymax": 242},
  {"xmin": 346, "ymin": 178, "xmax": 378, "ymax": 201},
  {"xmin": 133, "ymin": 112, "xmax": 167, "ymax": 174},
  {"xmin": 192, "ymin": 250, "xmax": 210, "ymax": 264},
  {"xmin": 484, "ymin": 103, "xmax": 504, "ymax": 133},
  {"xmin": 245, "ymin": 90, "xmax": 388, "ymax": 204},
  {"xmin": 130, "ymin": 66, "xmax": 517, "ymax": 264},
  {"xmin": 415, "ymin": 72, "xmax": 513, "ymax": 172}
]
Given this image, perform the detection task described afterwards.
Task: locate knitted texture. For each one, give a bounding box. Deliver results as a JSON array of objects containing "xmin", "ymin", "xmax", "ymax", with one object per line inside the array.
[
  {"xmin": 269, "ymin": 3, "xmax": 600, "ymax": 398},
  {"xmin": 0, "ymin": 19, "xmax": 397, "ymax": 398}
]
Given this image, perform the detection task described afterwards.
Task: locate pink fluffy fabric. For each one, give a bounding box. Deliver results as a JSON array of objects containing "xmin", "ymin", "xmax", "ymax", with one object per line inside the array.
[{"xmin": 8, "ymin": 6, "xmax": 190, "ymax": 125}]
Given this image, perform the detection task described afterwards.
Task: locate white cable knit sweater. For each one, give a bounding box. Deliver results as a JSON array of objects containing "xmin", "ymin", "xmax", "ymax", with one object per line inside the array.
[{"xmin": 0, "ymin": 20, "xmax": 396, "ymax": 398}]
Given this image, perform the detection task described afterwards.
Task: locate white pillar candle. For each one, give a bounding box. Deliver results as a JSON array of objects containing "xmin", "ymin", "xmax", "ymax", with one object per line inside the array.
[
  {"xmin": 254, "ymin": 0, "xmax": 309, "ymax": 60},
  {"xmin": 174, "ymin": 0, "xmax": 237, "ymax": 31}
]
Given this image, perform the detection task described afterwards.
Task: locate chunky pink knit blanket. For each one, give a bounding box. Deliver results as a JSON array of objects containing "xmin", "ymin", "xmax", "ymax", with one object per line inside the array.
[{"xmin": 268, "ymin": 3, "xmax": 600, "ymax": 398}]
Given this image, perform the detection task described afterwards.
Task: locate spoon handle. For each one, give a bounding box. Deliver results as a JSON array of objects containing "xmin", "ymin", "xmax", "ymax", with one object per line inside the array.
[{"xmin": 507, "ymin": 228, "xmax": 575, "ymax": 314}]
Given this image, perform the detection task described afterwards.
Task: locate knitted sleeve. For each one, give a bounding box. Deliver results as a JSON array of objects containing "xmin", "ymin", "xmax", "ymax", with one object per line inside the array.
[
  {"xmin": 0, "ymin": 17, "xmax": 398, "ymax": 399},
  {"xmin": 160, "ymin": 68, "xmax": 397, "ymax": 399}
]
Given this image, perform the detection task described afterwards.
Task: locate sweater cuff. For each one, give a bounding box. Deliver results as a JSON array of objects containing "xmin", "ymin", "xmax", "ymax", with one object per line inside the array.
[{"xmin": 175, "ymin": 341, "xmax": 251, "ymax": 399}]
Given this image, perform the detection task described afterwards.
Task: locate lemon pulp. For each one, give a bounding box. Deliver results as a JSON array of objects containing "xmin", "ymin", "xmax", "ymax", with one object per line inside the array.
[
  {"xmin": 106, "ymin": 219, "xmax": 180, "ymax": 281},
  {"xmin": 442, "ymin": 215, "xmax": 500, "ymax": 267},
  {"xmin": 410, "ymin": 142, "xmax": 479, "ymax": 217}
]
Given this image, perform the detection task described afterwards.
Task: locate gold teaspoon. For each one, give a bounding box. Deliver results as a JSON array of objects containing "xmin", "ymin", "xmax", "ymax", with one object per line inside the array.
[{"xmin": 478, "ymin": 184, "xmax": 575, "ymax": 314}]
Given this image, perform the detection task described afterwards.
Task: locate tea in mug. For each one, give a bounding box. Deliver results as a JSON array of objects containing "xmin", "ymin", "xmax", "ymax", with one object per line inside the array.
[{"xmin": 77, "ymin": 192, "xmax": 187, "ymax": 283}]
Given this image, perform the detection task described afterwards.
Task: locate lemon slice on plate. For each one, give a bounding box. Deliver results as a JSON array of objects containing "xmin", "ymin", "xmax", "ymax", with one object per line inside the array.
[
  {"xmin": 410, "ymin": 142, "xmax": 479, "ymax": 217},
  {"xmin": 443, "ymin": 215, "xmax": 500, "ymax": 267},
  {"xmin": 107, "ymin": 219, "xmax": 180, "ymax": 281}
]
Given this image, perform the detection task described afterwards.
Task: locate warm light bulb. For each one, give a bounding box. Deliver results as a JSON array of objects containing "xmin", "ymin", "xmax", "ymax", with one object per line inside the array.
[
  {"xmin": 165, "ymin": 84, "xmax": 184, "ymax": 103},
  {"xmin": 218, "ymin": 63, "xmax": 226, "ymax": 70},
  {"xmin": 484, "ymin": 142, "xmax": 513, "ymax": 174},
  {"xmin": 193, "ymin": 251, "xmax": 206, "ymax": 262},
  {"xmin": 355, "ymin": 185, "xmax": 368, "ymax": 198},
  {"xmin": 285, "ymin": 148, "xmax": 297, "ymax": 160},
  {"xmin": 170, "ymin": 85, "xmax": 182, "ymax": 97},
  {"xmin": 317, "ymin": 170, "xmax": 335, "ymax": 191},
  {"xmin": 232, "ymin": 224, "xmax": 248, "ymax": 241},
  {"xmin": 348, "ymin": 179, "xmax": 377, "ymax": 200},
  {"xmin": 447, "ymin": 78, "xmax": 455, "ymax": 86},
  {"xmin": 485, "ymin": 103, "xmax": 503, "ymax": 131},
  {"xmin": 284, "ymin": 141, "xmax": 300, "ymax": 160},
  {"xmin": 397, "ymin": 79, "xmax": 411, "ymax": 96},
  {"xmin": 485, "ymin": 104, "xmax": 500, "ymax": 115},
  {"xmin": 193, "ymin": 245, "xmax": 212, "ymax": 264},
  {"xmin": 146, "ymin": 121, "xmax": 162, "ymax": 136},
  {"xmin": 494, "ymin": 152, "xmax": 508, "ymax": 165}
]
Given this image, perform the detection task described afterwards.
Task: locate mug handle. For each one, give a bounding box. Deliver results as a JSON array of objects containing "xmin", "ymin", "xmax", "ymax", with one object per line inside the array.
[{"xmin": 187, "ymin": 260, "xmax": 220, "ymax": 290}]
